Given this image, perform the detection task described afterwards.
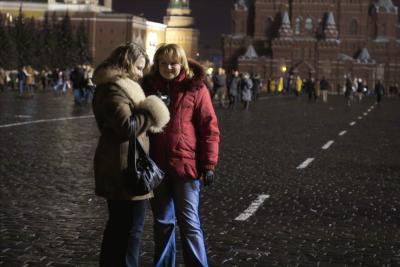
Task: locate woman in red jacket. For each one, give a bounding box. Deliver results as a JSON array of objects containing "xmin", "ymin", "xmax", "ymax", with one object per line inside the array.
[{"xmin": 144, "ymin": 43, "xmax": 220, "ymax": 267}]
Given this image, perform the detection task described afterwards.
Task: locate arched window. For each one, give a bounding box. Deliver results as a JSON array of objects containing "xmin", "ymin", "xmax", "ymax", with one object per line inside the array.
[
  {"xmin": 265, "ymin": 17, "xmax": 273, "ymax": 37},
  {"xmin": 350, "ymin": 19, "xmax": 358, "ymax": 35},
  {"xmin": 295, "ymin": 17, "xmax": 301, "ymax": 35},
  {"xmin": 305, "ymin": 17, "xmax": 313, "ymax": 32}
]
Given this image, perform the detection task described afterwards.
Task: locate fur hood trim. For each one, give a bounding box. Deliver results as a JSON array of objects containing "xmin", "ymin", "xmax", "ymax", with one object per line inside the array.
[
  {"xmin": 94, "ymin": 66, "xmax": 169, "ymax": 132},
  {"xmin": 93, "ymin": 67, "xmax": 146, "ymax": 105},
  {"xmin": 186, "ymin": 59, "xmax": 207, "ymax": 88}
]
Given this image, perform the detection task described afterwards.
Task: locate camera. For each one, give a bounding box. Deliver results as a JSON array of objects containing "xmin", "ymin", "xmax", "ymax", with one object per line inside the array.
[{"xmin": 160, "ymin": 95, "xmax": 171, "ymax": 106}]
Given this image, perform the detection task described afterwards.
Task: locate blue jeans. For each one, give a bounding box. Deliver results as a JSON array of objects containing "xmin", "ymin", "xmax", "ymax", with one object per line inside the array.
[
  {"xmin": 151, "ymin": 177, "xmax": 208, "ymax": 267},
  {"xmin": 19, "ymin": 81, "xmax": 24, "ymax": 96},
  {"xmin": 99, "ymin": 199, "xmax": 147, "ymax": 267}
]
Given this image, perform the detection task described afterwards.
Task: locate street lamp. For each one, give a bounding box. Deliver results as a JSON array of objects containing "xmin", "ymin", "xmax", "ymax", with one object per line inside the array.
[{"xmin": 281, "ymin": 65, "xmax": 287, "ymax": 73}]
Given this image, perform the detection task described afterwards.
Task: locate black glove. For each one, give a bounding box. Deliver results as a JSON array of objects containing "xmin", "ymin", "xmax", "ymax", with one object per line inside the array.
[{"xmin": 202, "ymin": 170, "xmax": 215, "ymax": 186}]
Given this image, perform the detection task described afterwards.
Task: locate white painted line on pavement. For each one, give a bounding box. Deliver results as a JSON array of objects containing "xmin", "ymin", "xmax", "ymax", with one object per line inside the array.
[
  {"xmin": 235, "ymin": 194, "xmax": 270, "ymax": 221},
  {"xmin": 322, "ymin": 140, "xmax": 334, "ymax": 150},
  {"xmin": 363, "ymin": 112, "xmax": 367, "ymax": 116},
  {"xmin": 0, "ymin": 115, "xmax": 94, "ymax": 129},
  {"xmin": 358, "ymin": 116, "xmax": 363, "ymax": 120},
  {"xmin": 15, "ymin": 115, "xmax": 32, "ymax": 118},
  {"xmin": 339, "ymin": 130, "xmax": 347, "ymax": 136},
  {"xmin": 350, "ymin": 121, "xmax": 356, "ymax": 126},
  {"xmin": 297, "ymin": 158, "xmax": 315, "ymax": 169}
]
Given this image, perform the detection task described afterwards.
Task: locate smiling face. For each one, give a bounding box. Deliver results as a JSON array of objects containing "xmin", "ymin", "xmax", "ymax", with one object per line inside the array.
[{"xmin": 158, "ymin": 54, "xmax": 182, "ymax": 80}]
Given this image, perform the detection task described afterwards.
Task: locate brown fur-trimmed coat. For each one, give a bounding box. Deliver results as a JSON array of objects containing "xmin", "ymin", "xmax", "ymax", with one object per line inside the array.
[{"xmin": 92, "ymin": 67, "xmax": 170, "ymax": 200}]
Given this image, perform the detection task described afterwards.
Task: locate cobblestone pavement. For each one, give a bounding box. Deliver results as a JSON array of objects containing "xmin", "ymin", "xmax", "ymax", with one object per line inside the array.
[{"xmin": 1, "ymin": 91, "xmax": 399, "ymax": 266}]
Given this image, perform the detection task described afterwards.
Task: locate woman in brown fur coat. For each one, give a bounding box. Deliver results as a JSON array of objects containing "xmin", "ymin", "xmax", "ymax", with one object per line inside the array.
[{"xmin": 92, "ymin": 42, "xmax": 170, "ymax": 267}]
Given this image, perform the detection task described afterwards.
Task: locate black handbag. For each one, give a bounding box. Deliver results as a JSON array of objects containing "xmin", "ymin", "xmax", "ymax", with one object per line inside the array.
[{"xmin": 127, "ymin": 117, "xmax": 165, "ymax": 196}]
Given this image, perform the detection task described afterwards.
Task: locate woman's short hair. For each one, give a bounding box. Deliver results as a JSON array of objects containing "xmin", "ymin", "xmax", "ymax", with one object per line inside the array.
[
  {"xmin": 95, "ymin": 42, "xmax": 149, "ymax": 80},
  {"xmin": 151, "ymin": 43, "xmax": 191, "ymax": 78}
]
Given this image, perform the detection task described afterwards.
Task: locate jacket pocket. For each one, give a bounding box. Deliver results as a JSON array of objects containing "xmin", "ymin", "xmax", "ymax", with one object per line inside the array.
[{"xmin": 184, "ymin": 160, "xmax": 198, "ymax": 179}]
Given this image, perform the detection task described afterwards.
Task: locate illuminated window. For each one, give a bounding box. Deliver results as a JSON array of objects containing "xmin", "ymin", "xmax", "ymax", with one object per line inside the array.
[
  {"xmin": 305, "ymin": 17, "xmax": 313, "ymax": 32},
  {"xmin": 148, "ymin": 32, "xmax": 157, "ymax": 47},
  {"xmin": 295, "ymin": 17, "xmax": 301, "ymax": 35}
]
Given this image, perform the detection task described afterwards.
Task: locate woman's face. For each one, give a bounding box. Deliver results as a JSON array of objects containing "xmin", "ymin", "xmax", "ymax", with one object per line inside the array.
[
  {"xmin": 158, "ymin": 54, "xmax": 181, "ymax": 80},
  {"xmin": 131, "ymin": 55, "xmax": 146, "ymax": 81}
]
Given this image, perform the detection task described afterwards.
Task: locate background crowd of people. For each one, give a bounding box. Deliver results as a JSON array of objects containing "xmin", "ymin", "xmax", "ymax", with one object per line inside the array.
[
  {"xmin": 0, "ymin": 64, "xmax": 95, "ymax": 105},
  {"xmin": 202, "ymin": 67, "xmax": 399, "ymax": 109},
  {"xmin": 1, "ymin": 62, "xmax": 399, "ymax": 109}
]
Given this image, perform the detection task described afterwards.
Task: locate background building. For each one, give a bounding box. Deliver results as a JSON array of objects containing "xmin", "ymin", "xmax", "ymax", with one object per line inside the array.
[
  {"xmin": 164, "ymin": 0, "xmax": 199, "ymax": 59},
  {"xmin": 223, "ymin": 0, "xmax": 400, "ymax": 88},
  {"xmin": 0, "ymin": 0, "xmax": 198, "ymax": 65}
]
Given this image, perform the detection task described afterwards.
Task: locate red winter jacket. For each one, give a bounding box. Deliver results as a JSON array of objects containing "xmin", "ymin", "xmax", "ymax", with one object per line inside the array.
[{"xmin": 144, "ymin": 60, "xmax": 220, "ymax": 179}]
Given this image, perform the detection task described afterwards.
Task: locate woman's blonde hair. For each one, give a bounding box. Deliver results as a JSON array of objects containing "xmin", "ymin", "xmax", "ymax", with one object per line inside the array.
[
  {"xmin": 150, "ymin": 43, "xmax": 192, "ymax": 78},
  {"xmin": 94, "ymin": 42, "xmax": 150, "ymax": 81}
]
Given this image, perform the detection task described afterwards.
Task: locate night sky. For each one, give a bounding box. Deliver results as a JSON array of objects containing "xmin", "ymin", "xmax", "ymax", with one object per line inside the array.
[{"xmin": 113, "ymin": 0, "xmax": 236, "ymax": 52}]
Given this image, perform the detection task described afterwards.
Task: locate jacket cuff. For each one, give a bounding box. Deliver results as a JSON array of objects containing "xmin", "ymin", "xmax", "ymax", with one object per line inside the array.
[
  {"xmin": 202, "ymin": 165, "xmax": 215, "ymax": 171},
  {"xmin": 137, "ymin": 95, "xmax": 170, "ymax": 132}
]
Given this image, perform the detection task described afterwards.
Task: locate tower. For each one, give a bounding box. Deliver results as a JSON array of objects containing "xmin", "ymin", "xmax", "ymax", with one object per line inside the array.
[
  {"xmin": 164, "ymin": 0, "xmax": 199, "ymax": 59},
  {"xmin": 324, "ymin": 11, "xmax": 338, "ymax": 40},
  {"xmin": 278, "ymin": 11, "xmax": 293, "ymax": 39},
  {"xmin": 232, "ymin": 0, "xmax": 248, "ymax": 35}
]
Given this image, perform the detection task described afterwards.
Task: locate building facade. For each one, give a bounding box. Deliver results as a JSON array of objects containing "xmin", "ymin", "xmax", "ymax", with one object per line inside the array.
[
  {"xmin": 164, "ymin": 0, "xmax": 199, "ymax": 59},
  {"xmin": 223, "ymin": 0, "xmax": 400, "ymax": 88},
  {"xmin": 0, "ymin": 0, "xmax": 198, "ymax": 65}
]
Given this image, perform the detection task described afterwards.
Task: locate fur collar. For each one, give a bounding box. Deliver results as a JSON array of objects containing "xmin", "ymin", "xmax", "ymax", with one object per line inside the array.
[
  {"xmin": 93, "ymin": 66, "xmax": 170, "ymax": 133},
  {"xmin": 93, "ymin": 67, "xmax": 146, "ymax": 105}
]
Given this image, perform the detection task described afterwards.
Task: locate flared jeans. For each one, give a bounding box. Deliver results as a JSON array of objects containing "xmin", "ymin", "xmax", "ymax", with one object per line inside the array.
[{"xmin": 151, "ymin": 177, "xmax": 208, "ymax": 267}]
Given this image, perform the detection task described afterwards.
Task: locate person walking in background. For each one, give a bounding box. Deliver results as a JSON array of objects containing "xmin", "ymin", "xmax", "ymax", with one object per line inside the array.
[
  {"xmin": 288, "ymin": 74, "xmax": 296, "ymax": 96},
  {"xmin": 304, "ymin": 77, "xmax": 315, "ymax": 102},
  {"xmin": 40, "ymin": 68, "xmax": 49, "ymax": 91},
  {"xmin": 362, "ymin": 79, "xmax": 369, "ymax": 96},
  {"xmin": 70, "ymin": 65, "xmax": 86, "ymax": 105},
  {"xmin": 277, "ymin": 76, "xmax": 284, "ymax": 94},
  {"xmin": 92, "ymin": 42, "xmax": 170, "ymax": 267},
  {"xmin": 284, "ymin": 74, "xmax": 290, "ymax": 95},
  {"xmin": 320, "ymin": 76, "xmax": 330, "ymax": 103},
  {"xmin": 251, "ymin": 73, "xmax": 262, "ymax": 101},
  {"xmin": 345, "ymin": 77, "xmax": 353, "ymax": 106},
  {"xmin": 269, "ymin": 78, "xmax": 276, "ymax": 94},
  {"xmin": 0, "ymin": 67, "xmax": 6, "ymax": 92},
  {"xmin": 25, "ymin": 66, "xmax": 35, "ymax": 96},
  {"xmin": 143, "ymin": 43, "xmax": 220, "ymax": 267},
  {"xmin": 295, "ymin": 75, "xmax": 302, "ymax": 96},
  {"xmin": 212, "ymin": 67, "xmax": 228, "ymax": 108},
  {"xmin": 374, "ymin": 79, "xmax": 385, "ymax": 105},
  {"xmin": 17, "ymin": 66, "xmax": 27, "ymax": 96},
  {"xmin": 203, "ymin": 67, "xmax": 214, "ymax": 97},
  {"xmin": 241, "ymin": 72, "xmax": 253, "ymax": 110},
  {"xmin": 228, "ymin": 69, "xmax": 240, "ymax": 109},
  {"xmin": 84, "ymin": 64, "xmax": 95, "ymax": 104},
  {"xmin": 356, "ymin": 78, "xmax": 364, "ymax": 101},
  {"xmin": 53, "ymin": 69, "xmax": 68, "ymax": 94}
]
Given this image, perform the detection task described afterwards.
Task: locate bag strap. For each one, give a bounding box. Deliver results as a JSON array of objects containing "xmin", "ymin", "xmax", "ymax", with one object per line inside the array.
[{"xmin": 130, "ymin": 116, "xmax": 147, "ymax": 171}]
